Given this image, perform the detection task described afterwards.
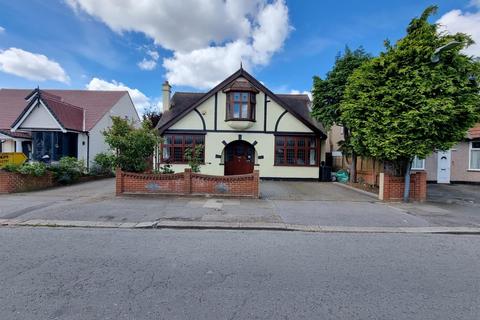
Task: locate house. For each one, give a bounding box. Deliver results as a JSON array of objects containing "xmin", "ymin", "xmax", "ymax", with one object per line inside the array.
[
  {"xmin": 156, "ymin": 67, "xmax": 327, "ymax": 179},
  {"xmin": 418, "ymin": 124, "xmax": 480, "ymax": 184},
  {"xmin": 326, "ymin": 123, "xmax": 480, "ymax": 184},
  {"xmin": 2, "ymin": 88, "xmax": 140, "ymax": 167}
]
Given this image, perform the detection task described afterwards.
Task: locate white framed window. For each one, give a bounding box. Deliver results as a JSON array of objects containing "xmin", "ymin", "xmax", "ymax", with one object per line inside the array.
[
  {"xmin": 469, "ymin": 141, "xmax": 480, "ymax": 170},
  {"xmin": 411, "ymin": 156, "xmax": 425, "ymax": 170}
]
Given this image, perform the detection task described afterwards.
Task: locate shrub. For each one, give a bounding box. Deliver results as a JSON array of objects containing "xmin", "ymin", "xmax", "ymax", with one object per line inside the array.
[
  {"xmin": 103, "ymin": 116, "xmax": 159, "ymax": 172},
  {"xmin": 50, "ymin": 157, "xmax": 85, "ymax": 184},
  {"xmin": 184, "ymin": 145, "xmax": 203, "ymax": 173},
  {"xmin": 91, "ymin": 152, "xmax": 115, "ymax": 175},
  {"xmin": 2, "ymin": 162, "xmax": 47, "ymax": 177}
]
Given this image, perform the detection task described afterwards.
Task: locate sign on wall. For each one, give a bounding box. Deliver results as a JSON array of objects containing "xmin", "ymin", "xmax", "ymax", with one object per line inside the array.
[{"xmin": 0, "ymin": 152, "xmax": 28, "ymax": 168}]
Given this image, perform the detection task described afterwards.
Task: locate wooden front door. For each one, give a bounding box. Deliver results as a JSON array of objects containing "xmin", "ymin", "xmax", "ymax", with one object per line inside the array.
[{"xmin": 224, "ymin": 141, "xmax": 255, "ymax": 175}]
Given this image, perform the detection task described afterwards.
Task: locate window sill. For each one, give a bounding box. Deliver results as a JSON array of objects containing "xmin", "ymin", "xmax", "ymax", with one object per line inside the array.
[
  {"xmin": 411, "ymin": 168, "xmax": 425, "ymax": 171},
  {"xmin": 467, "ymin": 169, "xmax": 480, "ymax": 172},
  {"xmin": 225, "ymin": 119, "xmax": 255, "ymax": 130}
]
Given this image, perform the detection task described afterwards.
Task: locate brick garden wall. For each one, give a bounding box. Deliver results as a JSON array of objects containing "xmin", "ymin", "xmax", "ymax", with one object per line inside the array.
[
  {"xmin": 116, "ymin": 168, "xmax": 259, "ymax": 198},
  {"xmin": 0, "ymin": 170, "xmax": 55, "ymax": 193},
  {"xmin": 379, "ymin": 171, "xmax": 427, "ymax": 202}
]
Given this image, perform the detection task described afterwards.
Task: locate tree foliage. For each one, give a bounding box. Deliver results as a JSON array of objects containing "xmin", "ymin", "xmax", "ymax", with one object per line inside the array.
[
  {"xmin": 340, "ymin": 6, "xmax": 480, "ymax": 171},
  {"xmin": 311, "ymin": 46, "xmax": 371, "ymax": 130},
  {"xmin": 103, "ymin": 116, "xmax": 159, "ymax": 172},
  {"xmin": 142, "ymin": 105, "xmax": 162, "ymax": 129}
]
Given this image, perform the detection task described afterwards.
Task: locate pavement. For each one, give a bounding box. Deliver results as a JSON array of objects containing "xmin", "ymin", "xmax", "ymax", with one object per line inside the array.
[
  {"xmin": 1, "ymin": 178, "xmax": 480, "ymax": 232},
  {"xmin": 1, "ymin": 227, "xmax": 479, "ymax": 319}
]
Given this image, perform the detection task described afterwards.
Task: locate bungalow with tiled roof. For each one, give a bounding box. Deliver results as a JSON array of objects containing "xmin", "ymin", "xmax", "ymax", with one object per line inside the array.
[
  {"xmin": 156, "ymin": 68, "xmax": 327, "ymax": 179},
  {"xmin": 1, "ymin": 88, "xmax": 139, "ymax": 167}
]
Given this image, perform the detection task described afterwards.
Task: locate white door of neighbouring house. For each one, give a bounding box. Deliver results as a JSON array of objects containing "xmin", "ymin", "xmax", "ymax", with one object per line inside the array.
[{"xmin": 437, "ymin": 150, "xmax": 451, "ymax": 184}]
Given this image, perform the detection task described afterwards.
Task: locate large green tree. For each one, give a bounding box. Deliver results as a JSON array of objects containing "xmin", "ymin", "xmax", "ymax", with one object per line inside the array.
[
  {"xmin": 340, "ymin": 6, "xmax": 480, "ymax": 201},
  {"xmin": 311, "ymin": 47, "xmax": 371, "ymax": 181}
]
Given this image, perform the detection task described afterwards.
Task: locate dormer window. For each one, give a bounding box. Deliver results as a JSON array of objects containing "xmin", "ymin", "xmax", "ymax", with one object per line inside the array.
[{"xmin": 226, "ymin": 91, "xmax": 256, "ymax": 121}]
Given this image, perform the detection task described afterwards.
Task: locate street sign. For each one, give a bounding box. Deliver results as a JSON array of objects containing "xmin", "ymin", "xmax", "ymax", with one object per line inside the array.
[{"xmin": 0, "ymin": 152, "xmax": 28, "ymax": 168}]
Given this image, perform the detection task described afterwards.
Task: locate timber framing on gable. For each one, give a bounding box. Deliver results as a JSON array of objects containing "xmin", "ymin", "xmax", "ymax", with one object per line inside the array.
[{"xmin": 157, "ymin": 68, "xmax": 326, "ymax": 138}]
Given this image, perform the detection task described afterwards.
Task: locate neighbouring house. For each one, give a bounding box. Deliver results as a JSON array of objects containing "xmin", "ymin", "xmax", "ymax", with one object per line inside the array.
[
  {"xmin": 327, "ymin": 123, "xmax": 480, "ymax": 184},
  {"xmin": 0, "ymin": 89, "xmax": 32, "ymax": 156},
  {"xmin": 2, "ymin": 88, "xmax": 140, "ymax": 168},
  {"xmin": 156, "ymin": 67, "xmax": 327, "ymax": 179}
]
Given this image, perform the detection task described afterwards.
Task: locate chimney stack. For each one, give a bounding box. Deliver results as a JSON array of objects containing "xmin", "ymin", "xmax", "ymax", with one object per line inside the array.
[{"xmin": 162, "ymin": 80, "xmax": 171, "ymax": 112}]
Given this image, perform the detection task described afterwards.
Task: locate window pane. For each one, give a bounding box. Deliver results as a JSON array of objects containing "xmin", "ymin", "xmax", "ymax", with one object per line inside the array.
[
  {"xmin": 173, "ymin": 147, "xmax": 183, "ymax": 161},
  {"xmin": 297, "ymin": 149, "xmax": 306, "ymax": 165},
  {"xmin": 234, "ymin": 92, "xmax": 240, "ymax": 101},
  {"xmin": 165, "ymin": 135, "xmax": 173, "ymax": 144},
  {"xmin": 412, "ymin": 156, "xmax": 425, "ymax": 169},
  {"xmin": 194, "ymin": 136, "xmax": 204, "ymax": 144},
  {"xmin": 275, "ymin": 137, "xmax": 284, "ymax": 147},
  {"xmin": 241, "ymin": 93, "xmax": 249, "ymax": 101},
  {"xmin": 287, "ymin": 137, "xmax": 295, "ymax": 147},
  {"xmin": 471, "ymin": 150, "xmax": 480, "ymax": 170},
  {"xmin": 286, "ymin": 149, "xmax": 295, "ymax": 164},
  {"xmin": 297, "ymin": 138, "xmax": 305, "ymax": 147},
  {"xmin": 241, "ymin": 103, "xmax": 248, "ymax": 118},
  {"xmin": 234, "ymin": 103, "xmax": 240, "ymax": 118},
  {"xmin": 309, "ymin": 149, "xmax": 317, "ymax": 165},
  {"xmin": 185, "ymin": 135, "xmax": 193, "ymax": 144},
  {"xmin": 275, "ymin": 148, "xmax": 284, "ymax": 164},
  {"xmin": 309, "ymin": 137, "xmax": 316, "ymax": 147},
  {"xmin": 163, "ymin": 147, "xmax": 171, "ymax": 160},
  {"xmin": 174, "ymin": 136, "xmax": 182, "ymax": 144},
  {"xmin": 250, "ymin": 94, "xmax": 256, "ymax": 103},
  {"xmin": 473, "ymin": 141, "xmax": 480, "ymax": 149}
]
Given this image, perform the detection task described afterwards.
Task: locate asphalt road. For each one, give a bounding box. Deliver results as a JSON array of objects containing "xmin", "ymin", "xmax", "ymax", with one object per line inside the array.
[{"xmin": 0, "ymin": 228, "xmax": 479, "ymax": 319}]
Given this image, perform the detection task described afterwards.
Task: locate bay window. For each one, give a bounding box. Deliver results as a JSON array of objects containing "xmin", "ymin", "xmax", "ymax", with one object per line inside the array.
[
  {"xmin": 226, "ymin": 91, "xmax": 255, "ymax": 121},
  {"xmin": 161, "ymin": 134, "xmax": 204, "ymax": 163},
  {"xmin": 275, "ymin": 135, "xmax": 318, "ymax": 166}
]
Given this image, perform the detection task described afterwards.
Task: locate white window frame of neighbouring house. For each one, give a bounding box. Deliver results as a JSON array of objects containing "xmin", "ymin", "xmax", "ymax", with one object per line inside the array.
[
  {"xmin": 411, "ymin": 156, "xmax": 425, "ymax": 170},
  {"xmin": 469, "ymin": 140, "xmax": 480, "ymax": 171}
]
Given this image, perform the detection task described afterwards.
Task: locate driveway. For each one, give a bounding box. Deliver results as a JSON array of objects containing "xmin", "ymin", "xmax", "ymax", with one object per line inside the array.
[{"xmin": 0, "ymin": 179, "xmax": 431, "ymax": 228}]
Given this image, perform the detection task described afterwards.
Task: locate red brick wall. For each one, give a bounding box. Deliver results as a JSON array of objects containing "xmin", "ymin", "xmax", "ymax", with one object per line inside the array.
[
  {"xmin": 380, "ymin": 171, "xmax": 427, "ymax": 202},
  {"xmin": 356, "ymin": 170, "xmax": 378, "ymax": 186},
  {"xmin": 0, "ymin": 170, "xmax": 55, "ymax": 193},
  {"xmin": 116, "ymin": 168, "xmax": 260, "ymax": 198}
]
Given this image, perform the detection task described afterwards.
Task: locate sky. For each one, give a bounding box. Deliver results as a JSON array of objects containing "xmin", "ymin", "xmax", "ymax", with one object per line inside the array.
[{"xmin": 0, "ymin": 0, "xmax": 479, "ymax": 114}]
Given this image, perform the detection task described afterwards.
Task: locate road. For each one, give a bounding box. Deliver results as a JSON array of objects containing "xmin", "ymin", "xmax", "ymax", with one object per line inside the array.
[{"xmin": 0, "ymin": 228, "xmax": 479, "ymax": 319}]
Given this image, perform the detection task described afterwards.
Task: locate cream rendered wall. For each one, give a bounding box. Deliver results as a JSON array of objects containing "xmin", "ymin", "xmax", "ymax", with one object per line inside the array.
[
  {"xmin": 88, "ymin": 94, "xmax": 140, "ymax": 167},
  {"xmin": 169, "ymin": 108, "xmax": 205, "ymax": 130},
  {"xmin": 77, "ymin": 132, "xmax": 88, "ymax": 164},
  {"xmin": 19, "ymin": 102, "xmax": 61, "ymax": 130},
  {"xmin": 167, "ymin": 132, "xmax": 319, "ymax": 178}
]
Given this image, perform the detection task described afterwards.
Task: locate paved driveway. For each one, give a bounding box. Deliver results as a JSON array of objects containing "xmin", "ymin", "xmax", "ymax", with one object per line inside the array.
[{"xmin": 0, "ymin": 178, "xmax": 432, "ymax": 227}]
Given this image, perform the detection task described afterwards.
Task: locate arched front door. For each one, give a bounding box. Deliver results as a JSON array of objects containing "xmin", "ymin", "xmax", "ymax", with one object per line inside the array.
[{"xmin": 224, "ymin": 141, "xmax": 255, "ymax": 175}]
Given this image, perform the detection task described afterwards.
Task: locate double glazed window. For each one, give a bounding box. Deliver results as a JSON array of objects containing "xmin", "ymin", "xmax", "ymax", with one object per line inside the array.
[
  {"xmin": 161, "ymin": 134, "xmax": 204, "ymax": 163},
  {"xmin": 470, "ymin": 141, "xmax": 480, "ymax": 170},
  {"xmin": 411, "ymin": 156, "xmax": 425, "ymax": 170},
  {"xmin": 226, "ymin": 92, "xmax": 255, "ymax": 121},
  {"xmin": 275, "ymin": 135, "xmax": 317, "ymax": 166}
]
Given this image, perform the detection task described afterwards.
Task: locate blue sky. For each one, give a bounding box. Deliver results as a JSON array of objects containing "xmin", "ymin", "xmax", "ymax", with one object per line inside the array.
[{"xmin": 0, "ymin": 0, "xmax": 478, "ymax": 113}]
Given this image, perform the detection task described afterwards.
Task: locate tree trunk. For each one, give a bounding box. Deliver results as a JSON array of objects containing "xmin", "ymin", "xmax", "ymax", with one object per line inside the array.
[
  {"xmin": 350, "ymin": 151, "xmax": 357, "ymax": 183},
  {"xmin": 403, "ymin": 159, "xmax": 412, "ymax": 203}
]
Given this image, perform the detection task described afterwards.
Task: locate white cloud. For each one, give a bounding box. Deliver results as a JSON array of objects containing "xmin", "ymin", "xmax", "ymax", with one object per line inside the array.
[
  {"xmin": 86, "ymin": 78, "xmax": 151, "ymax": 112},
  {"xmin": 290, "ymin": 89, "xmax": 312, "ymax": 101},
  {"xmin": 137, "ymin": 49, "xmax": 160, "ymax": 71},
  {"xmin": 0, "ymin": 26, "xmax": 5, "ymax": 33},
  {"xmin": 0, "ymin": 47, "xmax": 69, "ymax": 83},
  {"xmin": 437, "ymin": 7, "xmax": 480, "ymax": 57},
  {"xmin": 67, "ymin": 0, "xmax": 291, "ymax": 89}
]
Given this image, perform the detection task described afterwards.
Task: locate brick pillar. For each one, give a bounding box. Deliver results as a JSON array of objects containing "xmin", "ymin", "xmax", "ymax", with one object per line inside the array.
[
  {"xmin": 184, "ymin": 168, "xmax": 192, "ymax": 194},
  {"xmin": 415, "ymin": 171, "xmax": 427, "ymax": 201},
  {"xmin": 252, "ymin": 170, "xmax": 260, "ymax": 198},
  {"xmin": 115, "ymin": 167, "xmax": 123, "ymax": 196}
]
